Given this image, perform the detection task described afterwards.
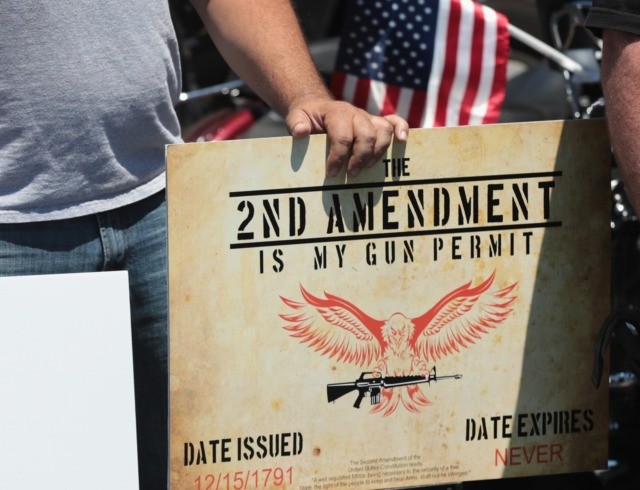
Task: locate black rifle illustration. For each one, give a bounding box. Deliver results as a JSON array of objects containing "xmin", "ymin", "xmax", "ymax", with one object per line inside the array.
[{"xmin": 327, "ymin": 367, "xmax": 462, "ymax": 408}]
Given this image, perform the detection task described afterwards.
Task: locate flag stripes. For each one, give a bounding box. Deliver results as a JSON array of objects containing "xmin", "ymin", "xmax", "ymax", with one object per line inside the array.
[{"xmin": 330, "ymin": 0, "xmax": 510, "ymax": 128}]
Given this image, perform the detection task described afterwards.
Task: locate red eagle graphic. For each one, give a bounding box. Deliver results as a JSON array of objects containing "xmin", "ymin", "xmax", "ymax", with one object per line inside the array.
[{"xmin": 279, "ymin": 270, "xmax": 517, "ymax": 415}]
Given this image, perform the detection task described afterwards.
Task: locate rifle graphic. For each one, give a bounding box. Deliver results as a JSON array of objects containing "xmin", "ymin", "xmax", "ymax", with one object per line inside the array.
[{"xmin": 327, "ymin": 367, "xmax": 462, "ymax": 408}]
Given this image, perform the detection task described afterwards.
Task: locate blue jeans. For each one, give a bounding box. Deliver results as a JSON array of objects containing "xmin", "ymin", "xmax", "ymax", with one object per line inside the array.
[{"xmin": 0, "ymin": 191, "xmax": 168, "ymax": 489}]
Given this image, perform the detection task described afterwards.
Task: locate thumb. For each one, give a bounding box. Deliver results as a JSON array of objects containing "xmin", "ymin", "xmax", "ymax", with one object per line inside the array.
[{"xmin": 285, "ymin": 109, "xmax": 313, "ymax": 138}]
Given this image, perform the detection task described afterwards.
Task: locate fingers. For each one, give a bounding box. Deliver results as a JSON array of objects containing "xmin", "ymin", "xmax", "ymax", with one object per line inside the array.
[
  {"xmin": 285, "ymin": 109, "xmax": 313, "ymax": 138},
  {"xmin": 368, "ymin": 116, "xmax": 394, "ymax": 169},
  {"xmin": 327, "ymin": 110, "xmax": 380, "ymax": 177},
  {"xmin": 383, "ymin": 114, "xmax": 410, "ymax": 142},
  {"xmin": 285, "ymin": 98, "xmax": 409, "ymax": 177},
  {"xmin": 325, "ymin": 113, "xmax": 356, "ymax": 177},
  {"xmin": 329, "ymin": 110, "xmax": 404, "ymax": 178}
]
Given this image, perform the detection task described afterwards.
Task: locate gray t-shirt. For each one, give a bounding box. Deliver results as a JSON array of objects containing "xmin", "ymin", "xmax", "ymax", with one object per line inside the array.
[{"xmin": 0, "ymin": 1, "xmax": 183, "ymax": 222}]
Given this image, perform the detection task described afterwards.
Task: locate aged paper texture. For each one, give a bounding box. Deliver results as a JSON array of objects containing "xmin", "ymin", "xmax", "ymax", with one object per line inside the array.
[{"xmin": 167, "ymin": 120, "xmax": 611, "ymax": 489}]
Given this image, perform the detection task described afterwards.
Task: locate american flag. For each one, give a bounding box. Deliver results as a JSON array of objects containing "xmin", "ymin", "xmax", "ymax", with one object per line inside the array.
[{"xmin": 330, "ymin": 0, "xmax": 510, "ymax": 128}]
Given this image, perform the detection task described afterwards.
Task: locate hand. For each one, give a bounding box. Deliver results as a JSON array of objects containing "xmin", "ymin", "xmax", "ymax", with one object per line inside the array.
[{"xmin": 285, "ymin": 96, "xmax": 409, "ymax": 178}]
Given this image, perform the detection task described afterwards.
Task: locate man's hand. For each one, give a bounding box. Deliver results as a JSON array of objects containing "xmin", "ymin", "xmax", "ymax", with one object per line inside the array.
[
  {"xmin": 190, "ymin": 0, "xmax": 409, "ymax": 177},
  {"xmin": 286, "ymin": 96, "xmax": 409, "ymax": 178}
]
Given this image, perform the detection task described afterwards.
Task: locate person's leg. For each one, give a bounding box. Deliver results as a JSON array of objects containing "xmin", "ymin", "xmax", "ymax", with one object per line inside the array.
[
  {"xmin": 0, "ymin": 191, "xmax": 170, "ymax": 490},
  {"xmin": 102, "ymin": 191, "xmax": 169, "ymax": 490}
]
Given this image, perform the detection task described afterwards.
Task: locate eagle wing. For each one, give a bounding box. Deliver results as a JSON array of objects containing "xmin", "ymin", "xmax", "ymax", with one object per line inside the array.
[
  {"xmin": 410, "ymin": 271, "xmax": 517, "ymax": 363},
  {"xmin": 279, "ymin": 285, "xmax": 386, "ymax": 367}
]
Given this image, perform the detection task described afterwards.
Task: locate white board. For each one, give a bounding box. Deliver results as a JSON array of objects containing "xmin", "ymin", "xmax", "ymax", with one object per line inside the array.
[{"xmin": 0, "ymin": 271, "xmax": 138, "ymax": 489}]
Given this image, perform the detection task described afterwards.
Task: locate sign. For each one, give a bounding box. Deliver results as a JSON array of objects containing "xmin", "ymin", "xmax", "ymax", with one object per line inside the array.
[
  {"xmin": 167, "ymin": 120, "xmax": 611, "ymax": 489},
  {"xmin": 0, "ymin": 271, "xmax": 138, "ymax": 489}
]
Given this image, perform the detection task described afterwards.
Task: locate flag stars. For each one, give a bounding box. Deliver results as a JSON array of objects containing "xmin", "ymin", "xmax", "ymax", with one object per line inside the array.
[{"xmin": 336, "ymin": 0, "xmax": 438, "ymax": 90}]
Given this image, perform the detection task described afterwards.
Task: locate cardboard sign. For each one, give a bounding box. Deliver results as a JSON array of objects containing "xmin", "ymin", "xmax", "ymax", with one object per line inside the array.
[{"xmin": 167, "ymin": 120, "xmax": 611, "ymax": 489}]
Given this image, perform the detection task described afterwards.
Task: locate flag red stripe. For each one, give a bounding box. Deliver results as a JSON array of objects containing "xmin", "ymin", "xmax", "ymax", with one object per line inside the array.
[
  {"xmin": 433, "ymin": 0, "xmax": 462, "ymax": 127},
  {"xmin": 381, "ymin": 85, "xmax": 400, "ymax": 117},
  {"xmin": 407, "ymin": 90, "xmax": 427, "ymax": 128},
  {"xmin": 458, "ymin": 3, "xmax": 485, "ymax": 126},
  {"xmin": 482, "ymin": 12, "xmax": 509, "ymax": 124},
  {"xmin": 330, "ymin": 71, "xmax": 347, "ymax": 100},
  {"xmin": 353, "ymin": 77, "xmax": 371, "ymax": 111}
]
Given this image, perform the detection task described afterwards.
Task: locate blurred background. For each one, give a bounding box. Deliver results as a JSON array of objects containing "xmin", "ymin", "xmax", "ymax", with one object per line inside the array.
[{"xmin": 168, "ymin": 0, "xmax": 601, "ymax": 135}]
